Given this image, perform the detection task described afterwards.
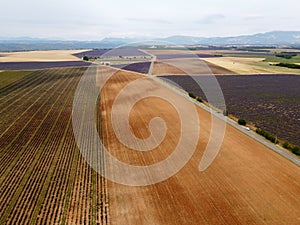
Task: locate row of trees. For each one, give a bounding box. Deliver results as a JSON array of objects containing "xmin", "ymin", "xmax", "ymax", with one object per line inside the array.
[
  {"xmin": 234, "ymin": 117, "xmax": 299, "ymax": 156},
  {"xmin": 275, "ymin": 62, "xmax": 300, "ymax": 69},
  {"xmin": 275, "ymin": 52, "xmax": 297, "ymax": 59},
  {"xmin": 187, "ymin": 92, "xmax": 300, "ymax": 156},
  {"xmin": 282, "ymin": 142, "xmax": 300, "ymax": 156},
  {"xmin": 188, "ymin": 92, "xmax": 203, "ymax": 103},
  {"xmin": 256, "ymin": 128, "xmax": 279, "ymax": 144}
]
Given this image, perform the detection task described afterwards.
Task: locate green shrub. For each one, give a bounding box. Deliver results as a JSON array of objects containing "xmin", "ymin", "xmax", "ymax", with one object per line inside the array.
[
  {"xmin": 83, "ymin": 56, "xmax": 89, "ymax": 61},
  {"xmin": 256, "ymin": 128, "xmax": 279, "ymax": 144},
  {"xmin": 188, "ymin": 92, "xmax": 197, "ymax": 99},
  {"xmin": 223, "ymin": 110, "xmax": 228, "ymax": 116},
  {"xmin": 282, "ymin": 142, "xmax": 291, "ymax": 150},
  {"xmin": 196, "ymin": 97, "xmax": 203, "ymax": 103},
  {"xmin": 275, "ymin": 53, "xmax": 297, "ymax": 59},
  {"xmin": 275, "ymin": 63, "xmax": 300, "ymax": 69},
  {"xmin": 238, "ymin": 118, "xmax": 246, "ymax": 126},
  {"xmin": 292, "ymin": 146, "xmax": 300, "ymax": 155}
]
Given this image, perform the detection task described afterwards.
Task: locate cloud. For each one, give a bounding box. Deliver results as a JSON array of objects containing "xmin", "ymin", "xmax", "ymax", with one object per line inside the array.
[
  {"xmin": 125, "ymin": 18, "xmax": 172, "ymax": 24},
  {"xmin": 195, "ymin": 14, "xmax": 225, "ymax": 24},
  {"xmin": 244, "ymin": 15, "xmax": 264, "ymax": 20}
]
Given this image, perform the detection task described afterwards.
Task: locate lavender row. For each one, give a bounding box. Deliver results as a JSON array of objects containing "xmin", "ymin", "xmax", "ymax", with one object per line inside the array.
[
  {"xmin": 156, "ymin": 54, "xmax": 219, "ymax": 60},
  {"xmin": 74, "ymin": 48, "xmax": 150, "ymax": 58},
  {"xmin": 112, "ymin": 62, "xmax": 151, "ymax": 74},
  {"xmin": 160, "ymin": 74, "xmax": 300, "ymax": 146},
  {"xmin": 73, "ymin": 49, "xmax": 109, "ymax": 58},
  {"xmin": 0, "ymin": 61, "xmax": 92, "ymax": 70}
]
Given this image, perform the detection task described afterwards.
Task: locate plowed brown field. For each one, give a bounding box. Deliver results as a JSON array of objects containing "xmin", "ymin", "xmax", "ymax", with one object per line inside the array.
[{"xmin": 101, "ymin": 69, "xmax": 300, "ymax": 225}]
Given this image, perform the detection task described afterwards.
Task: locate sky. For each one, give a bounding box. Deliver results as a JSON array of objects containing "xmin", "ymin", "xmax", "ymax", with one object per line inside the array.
[{"xmin": 1, "ymin": 0, "xmax": 300, "ymax": 40}]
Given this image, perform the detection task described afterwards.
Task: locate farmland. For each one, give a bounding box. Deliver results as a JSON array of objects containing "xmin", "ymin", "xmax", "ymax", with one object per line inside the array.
[
  {"xmin": 145, "ymin": 48, "xmax": 300, "ymax": 74},
  {"xmin": 152, "ymin": 58, "xmax": 235, "ymax": 75},
  {"xmin": 75, "ymin": 48, "xmax": 150, "ymax": 59},
  {"xmin": 74, "ymin": 49, "xmax": 109, "ymax": 58},
  {"xmin": 100, "ymin": 70, "xmax": 300, "ymax": 224},
  {"xmin": 0, "ymin": 70, "xmax": 34, "ymax": 89},
  {"xmin": 156, "ymin": 53, "xmax": 217, "ymax": 60},
  {"xmin": 0, "ymin": 67, "xmax": 108, "ymax": 224},
  {"xmin": 160, "ymin": 74, "xmax": 300, "ymax": 146},
  {"xmin": 0, "ymin": 50, "xmax": 87, "ymax": 62},
  {"xmin": 111, "ymin": 62, "xmax": 151, "ymax": 74},
  {"xmin": 0, "ymin": 49, "xmax": 299, "ymax": 225},
  {"xmin": 0, "ymin": 61, "xmax": 92, "ymax": 70}
]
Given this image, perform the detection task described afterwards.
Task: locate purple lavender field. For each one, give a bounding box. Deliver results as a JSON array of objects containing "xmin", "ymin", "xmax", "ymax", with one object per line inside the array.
[
  {"xmin": 75, "ymin": 48, "xmax": 150, "ymax": 58},
  {"xmin": 74, "ymin": 49, "xmax": 109, "ymax": 58},
  {"xmin": 112, "ymin": 62, "xmax": 151, "ymax": 74},
  {"xmin": 157, "ymin": 54, "xmax": 218, "ymax": 60},
  {"xmin": 0, "ymin": 61, "xmax": 92, "ymax": 70},
  {"xmin": 160, "ymin": 74, "xmax": 300, "ymax": 146},
  {"xmin": 102, "ymin": 48, "xmax": 150, "ymax": 57},
  {"xmin": 110, "ymin": 64, "xmax": 129, "ymax": 69}
]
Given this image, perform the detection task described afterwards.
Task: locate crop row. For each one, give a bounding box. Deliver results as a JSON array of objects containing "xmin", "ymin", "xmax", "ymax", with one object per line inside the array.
[
  {"xmin": 0, "ymin": 61, "xmax": 92, "ymax": 70},
  {"xmin": 160, "ymin": 74, "xmax": 300, "ymax": 146},
  {"xmin": 0, "ymin": 67, "xmax": 108, "ymax": 224},
  {"xmin": 113, "ymin": 62, "xmax": 151, "ymax": 74},
  {"xmin": 156, "ymin": 53, "xmax": 218, "ymax": 60},
  {"xmin": 0, "ymin": 69, "xmax": 78, "ymax": 224}
]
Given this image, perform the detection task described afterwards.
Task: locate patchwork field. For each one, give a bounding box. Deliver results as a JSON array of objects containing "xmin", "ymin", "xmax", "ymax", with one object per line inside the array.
[
  {"xmin": 100, "ymin": 70, "xmax": 300, "ymax": 225},
  {"xmin": 75, "ymin": 48, "xmax": 150, "ymax": 58},
  {"xmin": 145, "ymin": 49, "xmax": 300, "ymax": 74},
  {"xmin": 152, "ymin": 61, "xmax": 187, "ymax": 75},
  {"xmin": 203, "ymin": 57, "xmax": 300, "ymax": 74},
  {"xmin": 160, "ymin": 75, "xmax": 300, "ymax": 146},
  {"xmin": 0, "ymin": 63, "xmax": 299, "ymax": 225},
  {"xmin": 111, "ymin": 62, "xmax": 151, "ymax": 74}
]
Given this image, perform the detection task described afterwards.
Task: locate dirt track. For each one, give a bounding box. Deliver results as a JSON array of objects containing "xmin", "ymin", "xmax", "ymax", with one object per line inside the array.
[{"xmin": 100, "ymin": 69, "xmax": 300, "ymax": 225}]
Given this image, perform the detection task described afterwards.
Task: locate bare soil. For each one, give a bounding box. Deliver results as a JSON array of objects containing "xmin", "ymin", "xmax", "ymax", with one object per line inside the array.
[{"xmin": 101, "ymin": 70, "xmax": 300, "ymax": 225}]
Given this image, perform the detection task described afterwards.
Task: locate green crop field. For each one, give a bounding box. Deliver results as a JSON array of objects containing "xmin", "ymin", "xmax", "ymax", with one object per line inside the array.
[{"xmin": 0, "ymin": 71, "xmax": 34, "ymax": 89}]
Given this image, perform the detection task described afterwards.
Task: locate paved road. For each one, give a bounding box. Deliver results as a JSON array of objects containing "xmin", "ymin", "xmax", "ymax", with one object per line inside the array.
[
  {"xmin": 139, "ymin": 49, "xmax": 156, "ymax": 76},
  {"xmin": 150, "ymin": 76, "xmax": 300, "ymax": 167}
]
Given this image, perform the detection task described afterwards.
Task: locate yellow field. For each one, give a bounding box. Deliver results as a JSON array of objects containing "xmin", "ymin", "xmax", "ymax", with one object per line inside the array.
[
  {"xmin": 0, "ymin": 50, "xmax": 89, "ymax": 62},
  {"xmin": 202, "ymin": 57, "xmax": 300, "ymax": 74}
]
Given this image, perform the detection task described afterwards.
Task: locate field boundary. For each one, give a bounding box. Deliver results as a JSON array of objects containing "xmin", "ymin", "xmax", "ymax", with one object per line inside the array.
[{"xmin": 150, "ymin": 76, "xmax": 300, "ymax": 167}]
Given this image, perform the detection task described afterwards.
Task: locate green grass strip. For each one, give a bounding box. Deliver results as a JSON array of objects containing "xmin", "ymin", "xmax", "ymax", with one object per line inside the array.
[{"xmin": 0, "ymin": 70, "xmax": 34, "ymax": 89}]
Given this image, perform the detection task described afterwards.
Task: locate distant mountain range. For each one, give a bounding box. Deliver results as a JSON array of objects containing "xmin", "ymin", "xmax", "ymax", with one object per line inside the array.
[
  {"xmin": 100, "ymin": 31, "xmax": 300, "ymax": 46},
  {"xmin": 1, "ymin": 31, "xmax": 300, "ymax": 51}
]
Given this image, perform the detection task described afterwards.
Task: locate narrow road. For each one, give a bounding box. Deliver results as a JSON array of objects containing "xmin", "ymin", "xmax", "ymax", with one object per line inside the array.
[{"xmin": 139, "ymin": 49, "xmax": 156, "ymax": 76}]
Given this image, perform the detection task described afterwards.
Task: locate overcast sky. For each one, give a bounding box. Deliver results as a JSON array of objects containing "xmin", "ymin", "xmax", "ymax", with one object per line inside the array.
[{"xmin": 1, "ymin": 0, "xmax": 300, "ymax": 40}]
